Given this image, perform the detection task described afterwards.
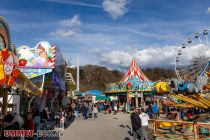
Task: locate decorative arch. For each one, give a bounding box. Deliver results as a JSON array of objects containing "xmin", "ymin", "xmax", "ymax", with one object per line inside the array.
[{"xmin": 0, "ymin": 16, "xmax": 11, "ymax": 51}]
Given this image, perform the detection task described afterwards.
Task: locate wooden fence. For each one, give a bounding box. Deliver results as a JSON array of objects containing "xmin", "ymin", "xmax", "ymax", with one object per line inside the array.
[{"xmin": 148, "ymin": 120, "xmax": 210, "ymax": 140}]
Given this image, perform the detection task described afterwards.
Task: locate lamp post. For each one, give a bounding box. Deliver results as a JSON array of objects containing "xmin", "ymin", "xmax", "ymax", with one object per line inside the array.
[
  {"xmin": 126, "ymin": 91, "xmax": 130, "ymax": 112},
  {"xmin": 135, "ymin": 89, "xmax": 138, "ymax": 108}
]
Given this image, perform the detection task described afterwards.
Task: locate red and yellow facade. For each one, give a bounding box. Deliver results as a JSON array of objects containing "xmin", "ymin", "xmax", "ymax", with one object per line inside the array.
[{"xmin": 0, "ymin": 16, "xmax": 41, "ymax": 115}]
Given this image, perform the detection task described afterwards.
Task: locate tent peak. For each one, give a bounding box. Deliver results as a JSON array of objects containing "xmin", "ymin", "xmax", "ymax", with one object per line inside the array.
[{"xmin": 120, "ymin": 58, "xmax": 150, "ymax": 82}]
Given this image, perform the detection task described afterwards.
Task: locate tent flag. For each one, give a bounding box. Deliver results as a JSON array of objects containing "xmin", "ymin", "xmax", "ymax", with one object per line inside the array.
[{"xmin": 120, "ymin": 58, "xmax": 150, "ymax": 82}]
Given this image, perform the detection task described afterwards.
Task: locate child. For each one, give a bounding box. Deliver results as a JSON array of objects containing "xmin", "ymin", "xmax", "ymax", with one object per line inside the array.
[
  {"xmin": 114, "ymin": 105, "xmax": 118, "ymax": 119},
  {"xmin": 60, "ymin": 112, "xmax": 66, "ymax": 131},
  {"xmin": 108, "ymin": 107, "xmax": 112, "ymax": 114},
  {"xmin": 92, "ymin": 105, "xmax": 98, "ymax": 118}
]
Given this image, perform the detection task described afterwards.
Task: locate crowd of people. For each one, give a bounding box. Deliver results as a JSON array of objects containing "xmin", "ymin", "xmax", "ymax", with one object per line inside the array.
[
  {"xmin": 0, "ymin": 112, "xmax": 35, "ymax": 140},
  {"xmin": 0, "ymin": 102, "xmax": 80, "ymax": 140},
  {"xmin": 72, "ymin": 101, "xmax": 123, "ymax": 120}
]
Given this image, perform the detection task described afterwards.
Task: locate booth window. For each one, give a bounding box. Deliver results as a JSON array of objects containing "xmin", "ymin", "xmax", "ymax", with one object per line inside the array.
[{"xmin": 0, "ymin": 35, "xmax": 5, "ymax": 51}]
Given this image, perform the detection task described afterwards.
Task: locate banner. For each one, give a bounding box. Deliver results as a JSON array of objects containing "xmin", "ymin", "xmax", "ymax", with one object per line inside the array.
[
  {"xmin": 17, "ymin": 41, "xmax": 56, "ymax": 69},
  {"xmin": 18, "ymin": 68, "xmax": 52, "ymax": 79}
]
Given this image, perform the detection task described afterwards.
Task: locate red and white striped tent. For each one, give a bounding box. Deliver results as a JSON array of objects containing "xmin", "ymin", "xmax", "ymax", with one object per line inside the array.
[{"xmin": 120, "ymin": 58, "xmax": 150, "ymax": 82}]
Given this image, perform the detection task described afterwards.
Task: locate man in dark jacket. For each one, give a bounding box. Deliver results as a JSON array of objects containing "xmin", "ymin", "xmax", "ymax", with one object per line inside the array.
[{"xmin": 131, "ymin": 107, "xmax": 142, "ymax": 140}]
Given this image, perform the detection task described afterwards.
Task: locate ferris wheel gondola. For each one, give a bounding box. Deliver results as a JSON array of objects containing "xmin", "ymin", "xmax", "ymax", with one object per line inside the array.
[{"xmin": 175, "ymin": 29, "xmax": 210, "ymax": 82}]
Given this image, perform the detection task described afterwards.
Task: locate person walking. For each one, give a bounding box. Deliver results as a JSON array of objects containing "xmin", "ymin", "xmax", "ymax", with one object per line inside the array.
[
  {"xmin": 13, "ymin": 112, "xmax": 24, "ymax": 129},
  {"xmin": 74, "ymin": 103, "xmax": 80, "ymax": 118},
  {"xmin": 34, "ymin": 109, "xmax": 41, "ymax": 130},
  {"xmin": 92, "ymin": 104, "xmax": 98, "ymax": 118},
  {"xmin": 59, "ymin": 111, "xmax": 66, "ymax": 131},
  {"xmin": 108, "ymin": 106, "xmax": 112, "ymax": 114},
  {"xmin": 54, "ymin": 111, "xmax": 59, "ymax": 127},
  {"xmin": 33, "ymin": 109, "xmax": 40, "ymax": 140},
  {"xmin": 114, "ymin": 105, "xmax": 118, "ymax": 119},
  {"xmin": 81, "ymin": 104, "xmax": 89, "ymax": 120},
  {"xmin": 131, "ymin": 107, "xmax": 142, "ymax": 140},
  {"xmin": 114, "ymin": 104, "xmax": 118, "ymax": 114},
  {"xmin": 24, "ymin": 112, "xmax": 35, "ymax": 140},
  {"xmin": 139, "ymin": 108, "xmax": 150, "ymax": 140},
  {"xmin": 41, "ymin": 107, "xmax": 49, "ymax": 130},
  {"xmin": 152, "ymin": 102, "xmax": 158, "ymax": 119},
  {"xmin": 122, "ymin": 103, "xmax": 126, "ymax": 114}
]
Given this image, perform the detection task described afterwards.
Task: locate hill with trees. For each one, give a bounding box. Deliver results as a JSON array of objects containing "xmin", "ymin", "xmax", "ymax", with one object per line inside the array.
[{"xmin": 71, "ymin": 65, "xmax": 175, "ymax": 92}]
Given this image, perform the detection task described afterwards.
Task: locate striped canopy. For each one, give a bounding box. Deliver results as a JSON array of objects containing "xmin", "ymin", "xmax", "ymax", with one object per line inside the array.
[{"xmin": 120, "ymin": 58, "xmax": 150, "ymax": 82}]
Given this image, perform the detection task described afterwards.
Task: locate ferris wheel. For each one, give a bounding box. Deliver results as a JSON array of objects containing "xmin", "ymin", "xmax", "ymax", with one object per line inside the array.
[{"xmin": 175, "ymin": 29, "xmax": 210, "ymax": 82}]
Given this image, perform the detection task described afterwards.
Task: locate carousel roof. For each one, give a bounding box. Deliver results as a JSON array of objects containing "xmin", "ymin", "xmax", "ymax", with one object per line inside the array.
[{"xmin": 120, "ymin": 58, "xmax": 150, "ymax": 82}]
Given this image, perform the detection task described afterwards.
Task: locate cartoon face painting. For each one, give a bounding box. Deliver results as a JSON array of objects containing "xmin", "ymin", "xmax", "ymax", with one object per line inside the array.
[{"xmin": 4, "ymin": 54, "xmax": 14, "ymax": 75}]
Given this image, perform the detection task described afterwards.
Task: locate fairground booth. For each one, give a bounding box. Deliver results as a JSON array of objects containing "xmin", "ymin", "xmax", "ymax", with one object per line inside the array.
[
  {"xmin": 17, "ymin": 41, "xmax": 66, "ymax": 115},
  {"xmin": 104, "ymin": 58, "xmax": 155, "ymax": 112},
  {"xmin": 0, "ymin": 16, "xmax": 41, "ymax": 117}
]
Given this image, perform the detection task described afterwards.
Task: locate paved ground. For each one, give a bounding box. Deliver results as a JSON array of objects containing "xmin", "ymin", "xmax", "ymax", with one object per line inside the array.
[{"xmin": 59, "ymin": 112, "xmax": 133, "ymax": 140}]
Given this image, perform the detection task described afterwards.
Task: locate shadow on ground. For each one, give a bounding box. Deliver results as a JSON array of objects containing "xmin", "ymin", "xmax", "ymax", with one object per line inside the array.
[
  {"xmin": 119, "ymin": 124, "xmax": 133, "ymax": 137},
  {"xmin": 119, "ymin": 124, "xmax": 125, "ymax": 128},
  {"xmin": 124, "ymin": 137, "xmax": 131, "ymax": 140}
]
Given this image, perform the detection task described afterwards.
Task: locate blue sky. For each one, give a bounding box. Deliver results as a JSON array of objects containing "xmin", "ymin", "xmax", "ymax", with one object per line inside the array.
[{"xmin": 1, "ymin": 0, "xmax": 210, "ymax": 70}]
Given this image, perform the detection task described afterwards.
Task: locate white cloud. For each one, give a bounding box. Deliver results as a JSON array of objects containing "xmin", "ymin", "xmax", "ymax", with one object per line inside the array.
[
  {"xmin": 102, "ymin": 0, "xmax": 130, "ymax": 20},
  {"xmin": 51, "ymin": 29, "xmax": 80, "ymax": 38},
  {"xmin": 59, "ymin": 15, "xmax": 81, "ymax": 27},
  {"xmin": 207, "ymin": 7, "xmax": 210, "ymax": 13},
  {"xmin": 97, "ymin": 44, "xmax": 210, "ymax": 70},
  {"xmin": 49, "ymin": 19, "xmax": 209, "ymax": 69},
  {"xmin": 51, "ymin": 15, "xmax": 81, "ymax": 38}
]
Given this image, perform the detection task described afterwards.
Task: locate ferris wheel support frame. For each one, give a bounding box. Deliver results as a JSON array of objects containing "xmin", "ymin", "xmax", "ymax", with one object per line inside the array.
[{"xmin": 200, "ymin": 62, "xmax": 210, "ymax": 76}]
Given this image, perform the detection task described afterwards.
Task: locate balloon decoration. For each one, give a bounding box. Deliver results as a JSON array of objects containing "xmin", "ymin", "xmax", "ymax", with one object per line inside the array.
[{"xmin": 0, "ymin": 49, "xmax": 19, "ymax": 86}]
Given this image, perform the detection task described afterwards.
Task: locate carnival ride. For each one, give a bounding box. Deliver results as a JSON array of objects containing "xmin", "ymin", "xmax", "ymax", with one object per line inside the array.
[
  {"xmin": 175, "ymin": 29, "xmax": 210, "ymax": 82},
  {"xmin": 152, "ymin": 30, "xmax": 210, "ymax": 137},
  {"xmin": 173, "ymin": 29, "xmax": 210, "ymax": 108},
  {"xmin": 104, "ymin": 58, "xmax": 155, "ymax": 112},
  {"xmin": 154, "ymin": 29, "xmax": 210, "ymax": 108}
]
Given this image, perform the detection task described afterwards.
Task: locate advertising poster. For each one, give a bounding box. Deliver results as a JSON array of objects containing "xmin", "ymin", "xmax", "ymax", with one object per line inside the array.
[
  {"xmin": 17, "ymin": 41, "xmax": 56, "ymax": 78},
  {"xmin": 17, "ymin": 41, "xmax": 56, "ymax": 69}
]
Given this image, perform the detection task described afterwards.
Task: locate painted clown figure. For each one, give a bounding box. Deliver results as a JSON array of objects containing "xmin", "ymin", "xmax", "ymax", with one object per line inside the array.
[{"xmin": 0, "ymin": 49, "xmax": 19, "ymax": 86}]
